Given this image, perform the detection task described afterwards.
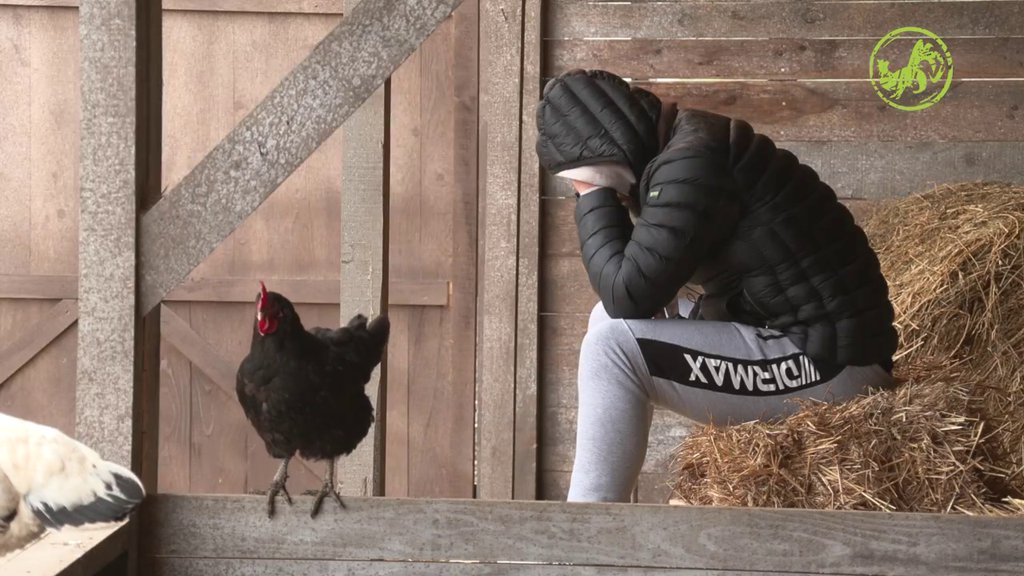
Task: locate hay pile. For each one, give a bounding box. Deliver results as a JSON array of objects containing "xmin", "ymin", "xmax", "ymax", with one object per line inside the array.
[{"xmin": 670, "ymin": 182, "xmax": 1024, "ymax": 514}]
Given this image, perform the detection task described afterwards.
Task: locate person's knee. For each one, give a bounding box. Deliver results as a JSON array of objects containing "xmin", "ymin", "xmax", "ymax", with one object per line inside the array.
[
  {"xmin": 587, "ymin": 301, "xmax": 614, "ymax": 331},
  {"xmin": 580, "ymin": 318, "xmax": 633, "ymax": 370}
]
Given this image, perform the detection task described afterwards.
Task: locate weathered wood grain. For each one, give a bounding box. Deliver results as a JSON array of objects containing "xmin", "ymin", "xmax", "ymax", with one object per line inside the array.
[
  {"xmin": 541, "ymin": 256, "xmax": 595, "ymax": 315},
  {"xmin": 514, "ymin": 0, "xmax": 543, "ymax": 501},
  {"xmin": 185, "ymin": 302, "xmax": 252, "ymax": 494},
  {"xmin": 476, "ymin": 0, "xmax": 525, "ymax": 500},
  {"xmin": 28, "ymin": 7, "xmax": 79, "ymax": 276},
  {"xmin": 1, "ymin": 0, "xmax": 345, "ymax": 10},
  {"xmin": 0, "ymin": 274, "xmax": 77, "ymax": 299},
  {"xmin": 384, "ymin": 45, "xmax": 419, "ymax": 498},
  {"xmin": 0, "ymin": 299, "xmax": 77, "ymax": 386},
  {"xmin": 159, "ymin": 305, "xmax": 237, "ymax": 395},
  {"xmin": 75, "ymin": 0, "xmax": 141, "ymax": 468},
  {"xmin": 0, "ymin": 523, "xmax": 129, "ymax": 576},
  {"xmin": 633, "ymin": 81, "xmax": 1024, "ymax": 142},
  {"xmin": 146, "ymin": 494, "xmax": 1024, "ymax": 575},
  {"xmin": 538, "ymin": 312, "xmax": 588, "ymax": 398},
  {"xmin": 0, "ymin": 300, "xmax": 78, "ymax": 436},
  {"xmin": 152, "ymin": 558, "xmax": 821, "ymax": 575},
  {"xmin": 158, "ymin": 302, "xmax": 192, "ymax": 493},
  {"xmin": 386, "ymin": 3, "xmax": 479, "ymax": 498},
  {"xmin": 546, "ymin": 37, "xmax": 1024, "ymax": 80},
  {"xmin": 340, "ymin": 0, "xmax": 387, "ymax": 499},
  {"xmin": 389, "ymin": 280, "xmax": 449, "ymax": 307},
  {"xmin": 166, "ymin": 277, "xmax": 334, "ymax": 304},
  {"xmin": 0, "ymin": 8, "xmax": 31, "ymax": 277},
  {"xmin": 0, "ymin": 275, "xmax": 446, "ymax": 305},
  {"xmin": 548, "ymin": 1, "xmax": 1024, "ymax": 39},
  {"xmin": 138, "ymin": 0, "xmax": 465, "ymax": 314},
  {"xmin": 639, "ymin": 472, "xmax": 677, "ymax": 505},
  {"xmin": 162, "ymin": 0, "xmax": 345, "ymax": 13}
]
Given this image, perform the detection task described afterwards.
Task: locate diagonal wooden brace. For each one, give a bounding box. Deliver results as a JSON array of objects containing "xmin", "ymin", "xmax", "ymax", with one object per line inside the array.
[{"xmin": 139, "ymin": 0, "xmax": 464, "ymax": 313}]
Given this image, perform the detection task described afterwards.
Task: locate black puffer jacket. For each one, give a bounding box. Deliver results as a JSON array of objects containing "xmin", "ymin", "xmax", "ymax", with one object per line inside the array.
[{"xmin": 576, "ymin": 109, "xmax": 898, "ymax": 369}]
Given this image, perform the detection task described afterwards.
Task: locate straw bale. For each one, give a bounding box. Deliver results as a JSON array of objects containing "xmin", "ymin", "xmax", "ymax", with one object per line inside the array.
[{"xmin": 670, "ymin": 182, "xmax": 1024, "ymax": 514}]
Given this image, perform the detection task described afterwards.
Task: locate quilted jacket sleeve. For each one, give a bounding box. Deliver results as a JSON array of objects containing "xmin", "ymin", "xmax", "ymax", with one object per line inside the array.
[{"xmin": 575, "ymin": 148, "xmax": 742, "ymax": 319}]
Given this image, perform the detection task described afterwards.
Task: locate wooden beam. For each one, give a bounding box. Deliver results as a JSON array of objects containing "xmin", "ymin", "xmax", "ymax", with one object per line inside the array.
[
  {"xmin": 0, "ymin": 275, "xmax": 443, "ymax": 306},
  {"xmin": 0, "ymin": 523, "xmax": 130, "ymax": 576},
  {"xmin": 137, "ymin": 0, "xmax": 464, "ymax": 314},
  {"xmin": 76, "ymin": 0, "xmax": 142, "ymax": 469},
  {"xmin": 165, "ymin": 277, "xmax": 339, "ymax": 304},
  {"xmin": 513, "ymin": 0, "xmax": 541, "ymax": 501},
  {"xmin": 77, "ymin": 1, "xmax": 161, "ymax": 574},
  {"xmin": 0, "ymin": 299, "xmax": 77, "ymax": 386},
  {"xmin": 159, "ymin": 305, "xmax": 237, "ymax": 395},
  {"xmin": 153, "ymin": 559, "xmax": 814, "ymax": 575},
  {"xmin": 0, "ymin": 274, "xmax": 77, "ymax": 299},
  {"xmin": 548, "ymin": 0, "xmax": 1024, "ymax": 40},
  {"xmin": 475, "ymin": 0, "xmax": 524, "ymax": 501},
  {"xmin": 145, "ymin": 495, "xmax": 1024, "ymax": 575},
  {"xmin": 338, "ymin": 0, "xmax": 387, "ymax": 497},
  {"xmin": 389, "ymin": 280, "xmax": 447, "ymax": 307},
  {"xmin": 0, "ymin": 0, "xmax": 346, "ymax": 13}
]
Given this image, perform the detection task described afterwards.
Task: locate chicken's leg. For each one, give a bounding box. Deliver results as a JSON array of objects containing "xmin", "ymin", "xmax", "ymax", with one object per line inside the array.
[
  {"xmin": 310, "ymin": 457, "xmax": 346, "ymax": 518},
  {"xmin": 266, "ymin": 456, "xmax": 294, "ymax": 518}
]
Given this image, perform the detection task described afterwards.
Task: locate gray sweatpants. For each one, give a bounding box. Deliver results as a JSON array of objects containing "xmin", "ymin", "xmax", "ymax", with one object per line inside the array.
[{"xmin": 567, "ymin": 301, "xmax": 894, "ymax": 502}]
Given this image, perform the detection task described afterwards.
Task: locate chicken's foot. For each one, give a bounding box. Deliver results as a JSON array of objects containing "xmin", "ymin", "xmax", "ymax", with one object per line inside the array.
[
  {"xmin": 266, "ymin": 456, "xmax": 294, "ymax": 518},
  {"xmin": 310, "ymin": 457, "xmax": 346, "ymax": 518}
]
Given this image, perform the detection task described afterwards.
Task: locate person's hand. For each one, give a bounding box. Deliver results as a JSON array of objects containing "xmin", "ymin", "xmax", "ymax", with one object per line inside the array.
[
  {"xmin": 571, "ymin": 179, "xmax": 598, "ymax": 196},
  {"xmin": 556, "ymin": 161, "xmax": 635, "ymax": 197}
]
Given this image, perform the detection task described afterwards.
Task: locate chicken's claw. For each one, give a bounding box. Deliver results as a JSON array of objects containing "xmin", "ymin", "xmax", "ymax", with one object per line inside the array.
[
  {"xmin": 310, "ymin": 458, "xmax": 346, "ymax": 518},
  {"xmin": 266, "ymin": 480, "xmax": 293, "ymax": 518},
  {"xmin": 310, "ymin": 483, "xmax": 345, "ymax": 518},
  {"xmin": 266, "ymin": 457, "xmax": 294, "ymax": 519}
]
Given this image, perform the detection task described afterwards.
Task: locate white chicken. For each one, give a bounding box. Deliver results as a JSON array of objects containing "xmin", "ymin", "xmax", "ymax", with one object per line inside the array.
[{"xmin": 0, "ymin": 412, "xmax": 145, "ymax": 557}]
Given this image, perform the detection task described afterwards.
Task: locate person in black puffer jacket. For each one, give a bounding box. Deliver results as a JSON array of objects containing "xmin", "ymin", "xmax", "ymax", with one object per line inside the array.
[{"xmin": 536, "ymin": 69, "xmax": 898, "ymax": 503}]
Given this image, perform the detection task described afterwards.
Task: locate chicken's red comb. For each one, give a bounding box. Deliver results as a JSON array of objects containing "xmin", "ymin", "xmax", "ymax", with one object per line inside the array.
[{"xmin": 259, "ymin": 281, "xmax": 268, "ymax": 306}]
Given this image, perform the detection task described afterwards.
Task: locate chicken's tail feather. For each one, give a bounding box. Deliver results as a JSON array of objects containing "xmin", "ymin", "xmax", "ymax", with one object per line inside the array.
[
  {"xmin": 367, "ymin": 315, "xmax": 390, "ymax": 346},
  {"xmin": 28, "ymin": 461, "xmax": 145, "ymax": 530}
]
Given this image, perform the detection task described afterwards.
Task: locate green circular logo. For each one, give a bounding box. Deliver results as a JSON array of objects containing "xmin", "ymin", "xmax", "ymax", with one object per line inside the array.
[{"xmin": 869, "ymin": 26, "xmax": 954, "ymax": 111}]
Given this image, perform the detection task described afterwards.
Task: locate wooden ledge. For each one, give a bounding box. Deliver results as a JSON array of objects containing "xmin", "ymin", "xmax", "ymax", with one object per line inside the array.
[
  {"xmin": 0, "ymin": 522, "xmax": 129, "ymax": 576},
  {"xmin": 144, "ymin": 494, "xmax": 1024, "ymax": 575}
]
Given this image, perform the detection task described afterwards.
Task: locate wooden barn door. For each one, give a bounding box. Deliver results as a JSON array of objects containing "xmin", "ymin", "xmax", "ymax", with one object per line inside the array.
[
  {"xmin": 156, "ymin": 5, "xmax": 347, "ymax": 495},
  {"xmin": 384, "ymin": 0, "xmax": 480, "ymax": 499},
  {"xmin": 0, "ymin": 5, "xmax": 80, "ymax": 436}
]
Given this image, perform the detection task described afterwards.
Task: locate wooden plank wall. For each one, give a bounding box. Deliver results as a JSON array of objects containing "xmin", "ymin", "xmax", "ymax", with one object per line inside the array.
[
  {"xmin": 0, "ymin": 6, "xmax": 80, "ymax": 435},
  {"xmin": 385, "ymin": 0, "xmax": 479, "ymax": 498},
  {"xmin": 0, "ymin": 1, "xmax": 486, "ymax": 501},
  {"xmin": 157, "ymin": 8, "xmax": 346, "ymax": 495},
  {"xmin": 538, "ymin": 0, "xmax": 1024, "ymax": 502}
]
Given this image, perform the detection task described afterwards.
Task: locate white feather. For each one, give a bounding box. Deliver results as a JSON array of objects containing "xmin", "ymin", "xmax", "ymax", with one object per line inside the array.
[{"xmin": 0, "ymin": 412, "xmax": 145, "ymax": 557}]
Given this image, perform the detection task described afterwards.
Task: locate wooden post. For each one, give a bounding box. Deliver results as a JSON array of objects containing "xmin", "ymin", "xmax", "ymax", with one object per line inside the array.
[
  {"xmin": 339, "ymin": 0, "xmax": 389, "ymax": 497},
  {"xmin": 76, "ymin": 0, "xmax": 159, "ymax": 475},
  {"xmin": 77, "ymin": 0, "xmax": 161, "ymax": 573},
  {"xmin": 476, "ymin": 0, "xmax": 526, "ymax": 500},
  {"xmin": 513, "ymin": 0, "xmax": 542, "ymax": 501}
]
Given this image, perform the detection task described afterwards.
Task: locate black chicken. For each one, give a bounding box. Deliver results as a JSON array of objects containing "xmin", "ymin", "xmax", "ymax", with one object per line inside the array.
[{"xmin": 236, "ymin": 282, "xmax": 389, "ymax": 518}]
